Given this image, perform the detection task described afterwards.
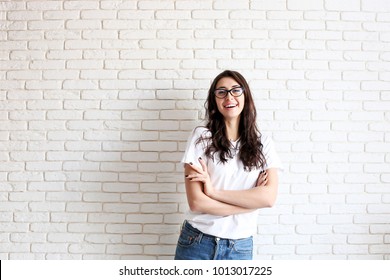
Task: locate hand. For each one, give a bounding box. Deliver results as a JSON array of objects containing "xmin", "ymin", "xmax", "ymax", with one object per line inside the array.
[
  {"xmin": 256, "ymin": 170, "xmax": 268, "ymax": 187},
  {"xmin": 185, "ymin": 157, "xmax": 215, "ymax": 197}
]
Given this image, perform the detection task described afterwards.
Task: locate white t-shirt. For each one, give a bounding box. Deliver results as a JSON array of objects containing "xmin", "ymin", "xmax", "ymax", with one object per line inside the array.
[{"xmin": 181, "ymin": 127, "xmax": 282, "ymax": 239}]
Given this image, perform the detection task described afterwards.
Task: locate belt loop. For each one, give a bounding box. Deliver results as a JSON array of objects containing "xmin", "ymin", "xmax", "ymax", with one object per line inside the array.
[
  {"xmin": 229, "ymin": 239, "xmax": 235, "ymax": 249},
  {"xmin": 180, "ymin": 220, "xmax": 186, "ymax": 231},
  {"xmin": 196, "ymin": 232, "xmax": 203, "ymax": 243}
]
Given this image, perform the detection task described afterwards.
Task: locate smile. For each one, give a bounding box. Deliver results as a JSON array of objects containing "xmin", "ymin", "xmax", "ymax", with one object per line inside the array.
[{"xmin": 224, "ymin": 104, "xmax": 237, "ymax": 108}]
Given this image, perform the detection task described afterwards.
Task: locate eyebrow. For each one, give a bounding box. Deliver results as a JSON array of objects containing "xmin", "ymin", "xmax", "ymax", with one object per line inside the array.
[{"xmin": 216, "ymin": 85, "xmax": 241, "ymax": 89}]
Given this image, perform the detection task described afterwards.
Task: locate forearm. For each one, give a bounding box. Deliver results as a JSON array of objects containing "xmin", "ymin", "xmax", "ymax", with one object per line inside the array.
[
  {"xmin": 210, "ymin": 185, "xmax": 277, "ymax": 209},
  {"xmin": 184, "ymin": 163, "xmax": 255, "ymax": 216},
  {"xmin": 210, "ymin": 168, "xmax": 279, "ymax": 209},
  {"xmin": 188, "ymin": 192, "xmax": 256, "ymax": 216},
  {"xmin": 184, "ymin": 163, "xmax": 279, "ymax": 215}
]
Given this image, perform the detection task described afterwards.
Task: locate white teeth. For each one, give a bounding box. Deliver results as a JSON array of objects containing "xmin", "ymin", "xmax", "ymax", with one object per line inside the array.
[{"xmin": 225, "ymin": 104, "xmax": 236, "ymax": 108}]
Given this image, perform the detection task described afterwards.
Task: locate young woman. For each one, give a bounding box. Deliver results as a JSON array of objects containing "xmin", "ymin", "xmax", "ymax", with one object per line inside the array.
[{"xmin": 174, "ymin": 70, "xmax": 282, "ymax": 260}]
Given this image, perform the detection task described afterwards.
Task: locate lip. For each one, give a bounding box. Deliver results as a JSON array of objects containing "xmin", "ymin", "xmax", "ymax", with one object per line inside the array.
[{"xmin": 223, "ymin": 103, "xmax": 238, "ymax": 109}]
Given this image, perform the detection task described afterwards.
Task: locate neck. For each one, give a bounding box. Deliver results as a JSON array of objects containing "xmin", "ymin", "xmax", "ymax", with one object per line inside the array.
[{"xmin": 224, "ymin": 118, "xmax": 240, "ymax": 141}]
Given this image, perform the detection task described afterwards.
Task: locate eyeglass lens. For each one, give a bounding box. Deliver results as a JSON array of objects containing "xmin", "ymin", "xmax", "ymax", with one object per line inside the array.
[{"xmin": 214, "ymin": 87, "xmax": 243, "ymax": 98}]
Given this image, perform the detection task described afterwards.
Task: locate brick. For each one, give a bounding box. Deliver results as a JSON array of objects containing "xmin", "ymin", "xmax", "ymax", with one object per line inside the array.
[
  {"xmin": 106, "ymin": 224, "xmax": 142, "ymax": 234},
  {"xmin": 103, "ymin": 203, "xmax": 140, "ymax": 213},
  {"xmin": 355, "ymin": 214, "xmax": 390, "ymax": 224},
  {"xmin": 11, "ymin": 233, "xmax": 46, "ymax": 243},
  {"xmin": 370, "ymin": 225, "xmax": 390, "ymax": 234},
  {"xmin": 312, "ymin": 234, "xmax": 347, "ymax": 244},
  {"xmin": 280, "ymin": 214, "xmax": 316, "ymax": 225},
  {"xmin": 287, "ymin": 0, "xmax": 323, "ymax": 10},
  {"xmin": 118, "ymin": 70, "xmax": 155, "ymax": 79},
  {"xmin": 66, "ymin": 202, "xmax": 102, "ymax": 212},
  {"xmin": 325, "ymin": 0, "xmax": 360, "ymax": 11},
  {"xmin": 369, "ymin": 245, "xmax": 390, "ymax": 254},
  {"xmin": 30, "ymin": 202, "xmax": 65, "ymax": 212},
  {"xmin": 296, "ymin": 245, "xmax": 332, "ymax": 255},
  {"xmin": 51, "ymin": 213, "xmax": 87, "ymax": 223},
  {"xmin": 296, "ymin": 225, "xmax": 333, "ymax": 235},
  {"xmin": 257, "ymin": 245, "xmax": 295, "ymax": 255},
  {"xmin": 138, "ymin": 163, "xmax": 175, "ymax": 173},
  {"xmin": 120, "ymin": 172, "xmax": 157, "ymax": 183},
  {"xmin": 8, "ymin": 172, "xmax": 44, "ymax": 182},
  {"xmin": 291, "ymin": 184, "xmax": 327, "ymax": 194},
  {"xmin": 7, "ymin": 11, "xmax": 42, "ymax": 20},
  {"xmin": 177, "ymin": 39, "xmax": 213, "ymax": 49},
  {"xmin": 26, "ymin": 162, "xmax": 62, "ymax": 171},
  {"xmin": 107, "ymin": 244, "xmax": 143, "ymax": 254},
  {"xmin": 47, "ymin": 233, "xmax": 84, "ymax": 243},
  {"xmin": 138, "ymin": 0, "xmax": 174, "ymax": 9},
  {"xmin": 88, "ymin": 213, "xmax": 125, "ymax": 223},
  {"xmin": 141, "ymin": 203, "xmax": 177, "ymax": 213},
  {"xmin": 362, "ymin": 0, "xmax": 390, "ymax": 12},
  {"xmin": 334, "ymin": 245, "xmax": 369, "ymax": 255},
  {"xmin": 81, "ymin": 172, "xmax": 118, "ymax": 182},
  {"xmin": 317, "ymin": 214, "xmax": 353, "ymax": 224},
  {"xmin": 103, "ymin": 183, "xmax": 138, "ymax": 193},
  {"xmin": 84, "ymin": 131, "xmax": 120, "ymax": 141},
  {"xmin": 14, "ymin": 212, "xmax": 49, "ymax": 223},
  {"xmin": 142, "ymin": 59, "xmax": 179, "ymax": 70}
]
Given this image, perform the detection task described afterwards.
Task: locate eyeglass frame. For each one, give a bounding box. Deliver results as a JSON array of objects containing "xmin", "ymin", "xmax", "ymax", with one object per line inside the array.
[{"xmin": 213, "ymin": 86, "xmax": 244, "ymax": 99}]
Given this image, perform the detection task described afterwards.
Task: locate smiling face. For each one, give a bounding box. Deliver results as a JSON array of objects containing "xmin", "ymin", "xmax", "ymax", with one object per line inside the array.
[{"xmin": 214, "ymin": 77, "xmax": 245, "ymax": 123}]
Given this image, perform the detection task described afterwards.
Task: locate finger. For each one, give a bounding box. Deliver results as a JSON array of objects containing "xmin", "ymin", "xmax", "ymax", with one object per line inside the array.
[
  {"xmin": 185, "ymin": 173, "xmax": 196, "ymax": 179},
  {"xmin": 257, "ymin": 171, "xmax": 266, "ymax": 182},
  {"xmin": 256, "ymin": 178, "xmax": 264, "ymax": 187},
  {"xmin": 186, "ymin": 173, "xmax": 205, "ymax": 180},
  {"xmin": 258, "ymin": 178, "xmax": 267, "ymax": 186},
  {"xmin": 261, "ymin": 175, "xmax": 268, "ymax": 184},
  {"xmin": 256, "ymin": 171, "xmax": 268, "ymax": 186},
  {"xmin": 198, "ymin": 157, "xmax": 207, "ymax": 172},
  {"xmin": 188, "ymin": 175, "xmax": 205, "ymax": 182},
  {"xmin": 185, "ymin": 162, "xmax": 203, "ymax": 173}
]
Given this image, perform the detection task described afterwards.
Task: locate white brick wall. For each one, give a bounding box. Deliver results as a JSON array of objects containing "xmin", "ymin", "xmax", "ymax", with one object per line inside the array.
[{"xmin": 1, "ymin": 0, "xmax": 389, "ymax": 260}]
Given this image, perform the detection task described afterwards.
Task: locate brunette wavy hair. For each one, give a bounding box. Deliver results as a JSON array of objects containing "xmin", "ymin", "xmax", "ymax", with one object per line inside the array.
[{"xmin": 198, "ymin": 70, "xmax": 266, "ymax": 171}]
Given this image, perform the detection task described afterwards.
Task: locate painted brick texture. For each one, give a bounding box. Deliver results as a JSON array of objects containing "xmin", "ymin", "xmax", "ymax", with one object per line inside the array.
[{"xmin": 0, "ymin": 0, "xmax": 389, "ymax": 260}]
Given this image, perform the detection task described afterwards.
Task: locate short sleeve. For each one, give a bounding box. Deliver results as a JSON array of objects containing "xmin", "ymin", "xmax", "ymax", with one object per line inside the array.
[
  {"xmin": 261, "ymin": 133, "xmax": 283, "ymax": 171},
  {"xmin": 181, "ymin": 127, "xmax": 209, "ymax": 169}
]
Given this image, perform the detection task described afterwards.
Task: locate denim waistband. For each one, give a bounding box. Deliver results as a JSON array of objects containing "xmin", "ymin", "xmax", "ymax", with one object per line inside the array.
[
  {"xmin": 183, "ymin": 220, "xmax": 217, "ymax": 240},
  {"xmin": 182, "ymin": 220, "xmax": 252, "ymax": 241}
]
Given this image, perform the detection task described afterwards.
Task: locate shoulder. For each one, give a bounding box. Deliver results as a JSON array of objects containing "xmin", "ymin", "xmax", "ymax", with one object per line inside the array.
[
  {"xmin": 260, "ymin": 131, "xmax": 283, "ymax": 170},
  {"xmin": 260, "ymin": 132, "xmax": 273, "ymax": 145},
  {"xmin": 259, "ymin": 132, "xmax": 277, "ymax": 154},
  {"xmin": 192, "ymin": 126, "xmax": 211, "ymax": 139},
  {"xmin": 186, "ymin": 126, "xmax": 212, "ymax": 150}
]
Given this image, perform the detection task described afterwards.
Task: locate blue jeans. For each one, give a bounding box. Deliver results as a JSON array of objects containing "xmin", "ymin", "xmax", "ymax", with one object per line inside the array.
[{"xmin": 174, "ymin": 220, "xmax": 253, "ymax": 260}]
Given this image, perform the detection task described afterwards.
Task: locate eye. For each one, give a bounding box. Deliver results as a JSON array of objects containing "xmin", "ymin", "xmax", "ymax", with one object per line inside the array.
[
  {"xmin": 215, "ymin": 89, "xmax": 227, "ymax": 95},
  {"xmin": 231, "ymin": 88, "xmax": 243, "ymax": 95}
]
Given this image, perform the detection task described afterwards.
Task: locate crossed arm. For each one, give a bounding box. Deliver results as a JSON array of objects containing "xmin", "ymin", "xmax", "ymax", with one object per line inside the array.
[{"xmin": 184, "ymin": 158, "xmax": 279, "ymax": 216}]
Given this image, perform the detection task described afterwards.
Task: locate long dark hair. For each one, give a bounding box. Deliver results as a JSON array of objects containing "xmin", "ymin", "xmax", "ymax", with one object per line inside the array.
[{"xmin": 198, "ymin": 70, "xmax": 266, "ymax": 171}]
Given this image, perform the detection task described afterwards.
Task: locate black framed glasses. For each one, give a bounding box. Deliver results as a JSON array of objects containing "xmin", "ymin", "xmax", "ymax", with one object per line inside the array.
[{"xmin": 214, "ymin": 87, "xmax": 244, "ymax": 99}]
